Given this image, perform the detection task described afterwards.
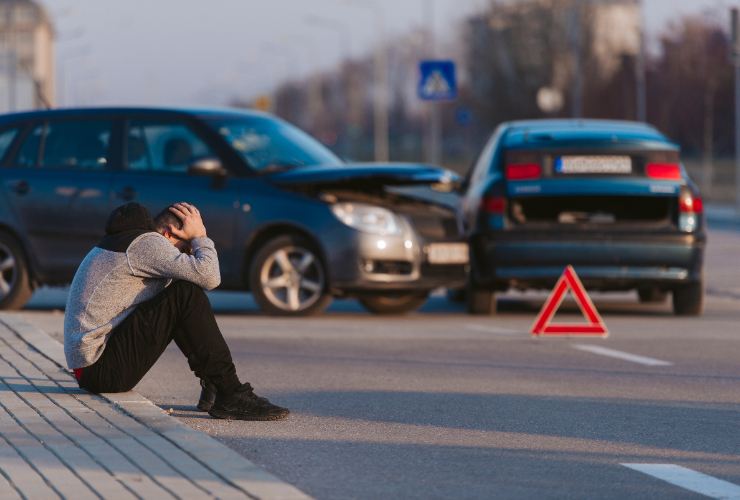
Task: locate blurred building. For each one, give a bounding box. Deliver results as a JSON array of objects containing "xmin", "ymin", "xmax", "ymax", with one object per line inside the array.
[
  {"xmin": 590, "ymin": 0, "xmax": 641, "ymax": 80},
  {"xmin": 0, "ymin": 0, "xmax": 54, "ymax": 113},
  {"xmin": 466, "ymin": 0, "xmax": 641, "ymax": 123}
]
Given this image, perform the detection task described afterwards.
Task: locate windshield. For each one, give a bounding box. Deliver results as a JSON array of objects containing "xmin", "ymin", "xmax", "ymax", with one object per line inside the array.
[{"xmin": 208, "ymin": 116, "xmax": 341, "ymax": 172}]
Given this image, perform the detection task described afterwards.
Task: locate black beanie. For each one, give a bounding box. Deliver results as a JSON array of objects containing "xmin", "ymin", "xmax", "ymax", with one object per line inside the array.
[{"xmin": 104, "ymin": 202, "xmax": 155, "ymax": 235}]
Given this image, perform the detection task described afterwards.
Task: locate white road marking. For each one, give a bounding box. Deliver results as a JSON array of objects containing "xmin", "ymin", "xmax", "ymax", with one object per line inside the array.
[
  {"xmin": 573, "ymin": 344, "xmax": 673, "ymax": 366},
  {"xmin": 465, "ymin": 324, "xmax": 522, "ymax": 336},
  {"xmin": 622, "ymin": 464, "xmax": 740, "ymax": 499}
]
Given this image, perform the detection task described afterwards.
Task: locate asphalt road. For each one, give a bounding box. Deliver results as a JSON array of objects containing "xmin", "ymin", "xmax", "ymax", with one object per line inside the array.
[{"xmin": 15, "ymin": 225, "xmax": 740, "ymax": 500}]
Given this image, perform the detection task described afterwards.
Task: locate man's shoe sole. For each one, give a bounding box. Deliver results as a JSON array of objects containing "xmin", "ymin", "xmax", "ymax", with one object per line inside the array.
[{"xmin": 208, "ymin": 408, "xmax": 289, "ymax": 421}]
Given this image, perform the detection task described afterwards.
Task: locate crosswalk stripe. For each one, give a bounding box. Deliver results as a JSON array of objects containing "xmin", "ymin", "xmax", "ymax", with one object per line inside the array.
[{"xmin": 573, "ymin": 344, "xmax": 673, "ymax": 366}]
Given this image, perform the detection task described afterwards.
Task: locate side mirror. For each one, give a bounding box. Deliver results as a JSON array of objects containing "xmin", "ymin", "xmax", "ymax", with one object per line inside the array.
[{"xmin": 188, "ymin": 157, "xmax": 226, "ymax": 177}]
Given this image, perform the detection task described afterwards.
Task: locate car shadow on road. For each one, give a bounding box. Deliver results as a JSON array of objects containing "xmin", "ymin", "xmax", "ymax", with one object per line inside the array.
[
  {"xmin": 23, "ymin": 287, "xmax": 682, "ymax": 318},
  {"xmin": 257, "ymin": 390, "xmax": 740, "ymax": 458},
  {"xmin": 218, "ymin": 437, "xmax": 740, "ymax": 500}
]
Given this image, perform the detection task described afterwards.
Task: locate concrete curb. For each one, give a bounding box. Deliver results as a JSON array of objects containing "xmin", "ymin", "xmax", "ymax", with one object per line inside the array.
[{"xmin": 0, "ymin": 314, "xmax": 312, "ymax": 500}]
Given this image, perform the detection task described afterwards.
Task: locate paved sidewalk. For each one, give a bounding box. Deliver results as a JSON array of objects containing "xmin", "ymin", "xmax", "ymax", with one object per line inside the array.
[{"xmin": 0, "ymin": 314, "xmax": 311, "ymax": 499}]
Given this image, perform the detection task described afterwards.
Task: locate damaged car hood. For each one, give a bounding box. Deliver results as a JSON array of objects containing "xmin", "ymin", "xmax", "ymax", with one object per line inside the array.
[{"xmin": 266, "ymin": 163, "xmax": 460, "ymax": 190}]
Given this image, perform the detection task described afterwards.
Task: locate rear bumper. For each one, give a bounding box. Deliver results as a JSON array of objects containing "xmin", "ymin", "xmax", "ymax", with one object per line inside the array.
[{"xmin": 471, "ymin": 231, "xmax": 705, "ymax": 290}]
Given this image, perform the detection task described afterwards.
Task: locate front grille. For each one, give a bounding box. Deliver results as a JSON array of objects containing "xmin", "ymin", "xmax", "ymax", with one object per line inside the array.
[
  {"xmin": 363, "ymin": 260, "xmax": 413, "ymax": 276},
  {"xmin": 420, "ymin": 263, "xmax": 467, "ymax": 280},
  {"xmin": 406, "ymin": 214, "xmax": 460, "ymax": 240}
]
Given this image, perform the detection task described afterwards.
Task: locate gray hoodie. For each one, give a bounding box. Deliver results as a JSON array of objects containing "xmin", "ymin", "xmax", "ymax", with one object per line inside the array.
[{"xmin": 63, "ymin": 232, "xmax": 220, "ymax": 369}]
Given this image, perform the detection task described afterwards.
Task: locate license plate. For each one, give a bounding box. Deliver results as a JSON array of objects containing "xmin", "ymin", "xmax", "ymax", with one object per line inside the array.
[
  {"xmin": 555, "ymin": 156, "xmax": 632, "ymax": 174},
  {"xmin": 427, "ymin": 243, "xmax": 469, "ymax": 264}
]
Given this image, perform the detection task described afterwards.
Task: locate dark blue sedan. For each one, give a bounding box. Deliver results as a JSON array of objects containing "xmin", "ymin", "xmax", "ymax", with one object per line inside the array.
[
  {"xmin": 0, "ymin": 107, "xmax": 467, "ymax": 315},
  {"xmin": 461, "ymin": 119, "xmax": 705, "ymax": 316}
]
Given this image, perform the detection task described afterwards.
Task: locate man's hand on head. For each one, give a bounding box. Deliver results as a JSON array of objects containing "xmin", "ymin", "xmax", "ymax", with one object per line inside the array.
[{"xmin": 168, "ymin": 202, "xmax": 207, "ymax": 241}]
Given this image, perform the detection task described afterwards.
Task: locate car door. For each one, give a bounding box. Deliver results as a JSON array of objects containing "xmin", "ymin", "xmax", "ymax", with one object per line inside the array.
[
  {"xmin": 111, "ymin": 116, "xmax": 243, "ymax": 283},
  {"xmin": 0, "ymin": 117, "xmax": 117, "ymax": 279}
]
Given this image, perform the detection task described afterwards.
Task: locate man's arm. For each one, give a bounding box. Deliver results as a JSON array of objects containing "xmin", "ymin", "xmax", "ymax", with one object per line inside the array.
[
  {"xmin": 127, "ymin": 203, "xmax": 220, "ymax": 289},
  {"xmin": 127, "ymin": 233, "xmax": 221, "ymax": 290}
]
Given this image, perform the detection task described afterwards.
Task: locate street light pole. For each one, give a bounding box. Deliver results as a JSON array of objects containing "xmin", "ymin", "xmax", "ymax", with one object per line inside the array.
[
  {"xmin": 343, "ymin": 0, "xmax": 389, "ymax": 162},
  {"xmin": 304, "ymin": 14, "xmax": 351, "ymax": 63},
  {"xmin": 732, "ymin": 8, "xmax": 740, "ymax": 215},
  {"xmin": 304, "ymin": 15, "xmax": 352, "ymax": 159},
  {"xmin": 4, "ymin": 4, "xmax": 16, "ymax": 112},
  {"xmin": 736, "ymin": 61, "xmax": 740, "ymax": 215},
  {"xmin": 635, "ymin": 0, "xmax": 646, "ymax": 122},
  {"xmin": 570, "ymin": 0, "xmax": 584, "ymax": 118},
  {"xmin": 371, "ymin": 10, "xmax": 389, "ymax": 162},
  {"xmin": 58, "ymin": 45, "xmax": 91, "ymax": 107},
  {"xmin": 425, "ymin": 0, "xmax": 442, "ymax": 165}
]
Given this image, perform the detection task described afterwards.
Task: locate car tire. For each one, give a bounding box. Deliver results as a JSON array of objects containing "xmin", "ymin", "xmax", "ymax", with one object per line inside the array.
[
  {"xmin": 358, "ymin": 292, "xmax": 429, "ymax": 315},
  {"xmin": 0, "ymin": 232, "xmax": 33, "ymax": 310},
  {"xmin": 249, "ymin": 235, "xmax": 332, "ymax": 316},
  {"xmin": 638, "ymin": 287, "xmax": 667, "ymax": 303},
  {"xmin": 467, "ymin": 283, "xmax": 497, "ymax": 315},
  {"xmin": 672, "ymin": 281, "xmax": 703, "ymax": 316}
]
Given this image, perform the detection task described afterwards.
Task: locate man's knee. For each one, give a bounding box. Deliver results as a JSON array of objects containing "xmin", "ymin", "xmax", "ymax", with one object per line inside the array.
[
  {"xmin": 167, "ymin": 280, "xmax": 210, "ymax": 310},
  {"xmin": 170, "ymin": 280, "xmax": 207, "ymax": 297}
]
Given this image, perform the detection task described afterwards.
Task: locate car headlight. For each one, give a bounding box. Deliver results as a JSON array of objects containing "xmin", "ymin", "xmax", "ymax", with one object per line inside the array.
[{"xmin": 330, "ymin": 203, "xmax": 403, "ymax": 236}]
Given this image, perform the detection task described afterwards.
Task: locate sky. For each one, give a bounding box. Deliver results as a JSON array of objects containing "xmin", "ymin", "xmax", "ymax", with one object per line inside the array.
[{"xmin": 40, "ymin": 0, "xmax": 738, "ymax": 108}]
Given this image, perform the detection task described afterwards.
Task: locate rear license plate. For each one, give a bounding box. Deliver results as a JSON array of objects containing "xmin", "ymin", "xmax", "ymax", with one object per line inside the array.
[
  {"xmin": 555, "ymin": 156, "xmax": 632, "ymax": 175},
  {"xmin": 427, "ymin": 243, "xmax": 469, "ymax": 264}
]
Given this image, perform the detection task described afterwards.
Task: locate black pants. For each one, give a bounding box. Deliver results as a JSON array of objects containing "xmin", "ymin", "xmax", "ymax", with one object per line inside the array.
[{"xmin": 79, "ymin": 280, "xmax": 241, "ymax": 395}]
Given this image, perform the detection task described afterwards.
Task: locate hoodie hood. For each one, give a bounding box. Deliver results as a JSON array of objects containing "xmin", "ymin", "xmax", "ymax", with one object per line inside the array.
[{"xmin": 97, "ymin": 202, "xmax": 156, "ymax": 252}]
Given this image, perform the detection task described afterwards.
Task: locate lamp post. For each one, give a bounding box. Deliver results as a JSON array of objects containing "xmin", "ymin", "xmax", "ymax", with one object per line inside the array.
[
  {"xmin": 58, "ymin": 45, "xmax": 91, "ymax": 107},
  {"xmin": 342, "ymin": 0, "xmax": 389, "ymax": 162},
  {"xmin": 569, "ymin": 0, "xmax": 584, "ymax": 118},
  {"xmin": 304, "ymin": 14, "xmax": 352, "ymax": 158},
  {"xmin": 635, "ymin": 0, "xmax": 646, "ymax": 122},
  {"xmin": 424, "ymin": 0, "xmax": 442, "ymax": 165},
  {"xmin": 732, "ymin": 8, "xmax": 740, "ymax": 215},
  {"xmin": 3, "ymin": 3, "xmax": 16, "ymax": 112},
  {"xmin": 304, "ymin": 14, "xmax": 351, "ymax": 63}
]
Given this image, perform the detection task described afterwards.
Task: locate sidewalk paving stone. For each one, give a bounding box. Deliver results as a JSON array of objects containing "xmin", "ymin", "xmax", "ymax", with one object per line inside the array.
[{"xmin": 0, "ymin": 314, "xmax": 312, "ymax": 500}]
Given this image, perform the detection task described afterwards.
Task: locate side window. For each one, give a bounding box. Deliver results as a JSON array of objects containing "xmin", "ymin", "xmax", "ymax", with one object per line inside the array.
[
  {"xmin": 16, "ymin": 124, "xmax": 43, "ymax": 167},
  {"xmin": 127, "ymin": 121, "xmax": 215, "ymax": 174},
  {"xmin": 0, "ymin": 128, "xmax": 18, "ymax": 163},
  {"xmin": 14, "ymin": 120, "xmax": 112, "ymax": 169},
  {"xmin": 470, "ymin": 134, "xmax": 497, "ymax": 187}
]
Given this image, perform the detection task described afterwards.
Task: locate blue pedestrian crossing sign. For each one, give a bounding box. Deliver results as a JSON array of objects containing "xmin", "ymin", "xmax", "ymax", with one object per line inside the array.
[{"xmin": 418, "ymin": 60, "xmax": 457, "ymax": 101}]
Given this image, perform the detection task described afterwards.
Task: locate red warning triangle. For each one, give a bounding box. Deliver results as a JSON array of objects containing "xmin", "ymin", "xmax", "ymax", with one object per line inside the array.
[{"xmin": 531, "ymin": 265, "xmax": 608, "ymax": 337}]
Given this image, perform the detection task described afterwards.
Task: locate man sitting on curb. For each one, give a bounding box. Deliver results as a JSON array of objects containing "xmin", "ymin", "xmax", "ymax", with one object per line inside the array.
[{"xmin": 64, "ymin": 201, "xmax": 289, "ymax": 421}]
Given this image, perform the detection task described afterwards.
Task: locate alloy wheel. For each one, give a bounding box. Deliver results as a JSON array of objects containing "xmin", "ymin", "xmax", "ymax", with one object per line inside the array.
[
  {"xmin": 0, "ymin": 242, "xmax": 17, "ymax": 300},
  {"xmin": 259, "ymin": 246, "xmax": 325, "ymax": 312}
]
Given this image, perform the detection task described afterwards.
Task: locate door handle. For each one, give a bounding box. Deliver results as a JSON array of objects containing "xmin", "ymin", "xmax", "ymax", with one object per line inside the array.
[
  {"xmin": 117, "ymin": 186, "xmax": 136, "ymax": 201},
  {"xmin": 12, "ymin": 180, "xmax": 29, "ymax": 195}
]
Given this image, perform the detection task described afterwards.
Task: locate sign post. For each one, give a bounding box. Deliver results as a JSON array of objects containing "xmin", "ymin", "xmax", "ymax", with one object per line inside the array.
[{"xmin": 418, "ymin": 60, "xmax": 457, "ymax": 165}]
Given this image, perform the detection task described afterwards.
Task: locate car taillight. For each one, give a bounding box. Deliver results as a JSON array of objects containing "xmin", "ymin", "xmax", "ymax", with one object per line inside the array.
[
  {"xmin": 505, "ymin": 163, "xmax": 541, "ymax": 180},
  {"xmin": 679, "ymin": 194, "xmax": 703, "ymax": 214},
  {"xmin": 646, "ymin": 163, "xmax": 681, "ymax": 180},
  {"xmin": 482, "ymin": 196, "xmax": 507, "ymax": 214}
]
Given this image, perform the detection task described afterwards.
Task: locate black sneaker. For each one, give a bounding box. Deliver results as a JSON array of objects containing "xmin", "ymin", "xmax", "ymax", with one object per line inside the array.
[
  {"xmin": 208, "ymin": 383, "xmax": 289, "ymax": 421},
  {"xmin": 197, "ymin": 379, "xmax": 217, "ymax": 412}
]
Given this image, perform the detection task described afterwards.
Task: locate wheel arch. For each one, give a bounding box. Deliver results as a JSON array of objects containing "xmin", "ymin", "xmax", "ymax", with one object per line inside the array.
[{"xmin": 0, "ymin": 223, "xmax": 39, "ymax": 287}]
